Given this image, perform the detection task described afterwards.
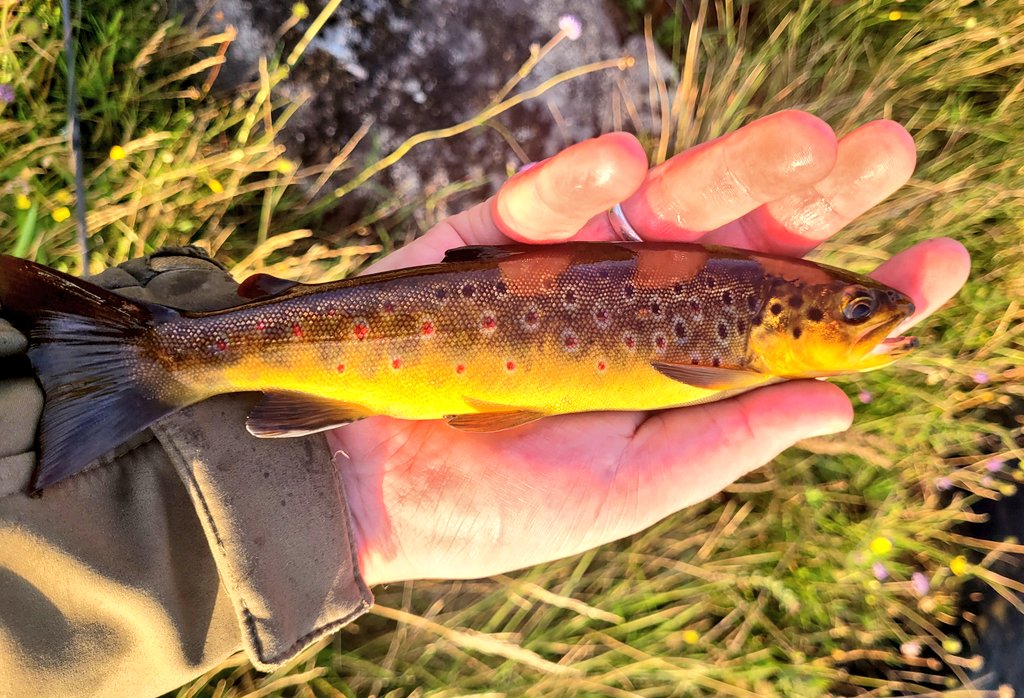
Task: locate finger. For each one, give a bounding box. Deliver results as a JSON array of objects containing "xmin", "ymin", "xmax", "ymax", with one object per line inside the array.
[
  {"xmin": 610, "ymin": 111, "xmax": 837, "ymax": 241},
  {"xmin": 492, "ymin": 132, "xmax": 648, "ymax": 242},
  {"xmin": 869, "ymin": 237, "xmax": 971, "ymax": 334},
  {"xmin": 602, "ymin": 381, "xmax": 852, "ymax": 533},
  {"xmin": 702, "ymin": 120, "xmax": 918, "ymax": 255},
  {"xmin": 366, "ymin": 133, "xmax": 647, "ymax": 274}
]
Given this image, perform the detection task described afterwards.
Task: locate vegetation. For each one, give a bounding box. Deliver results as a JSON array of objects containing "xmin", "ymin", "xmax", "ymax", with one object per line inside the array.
[{"xmin": 1, "ymin": 0, "xmax": 1021, "ymax": 695}]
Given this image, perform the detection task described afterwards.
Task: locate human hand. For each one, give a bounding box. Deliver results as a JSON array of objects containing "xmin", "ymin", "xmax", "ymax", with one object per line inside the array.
[{"xmin": 329, "ymin": 110, "xmax": 970, "ymax": 586}]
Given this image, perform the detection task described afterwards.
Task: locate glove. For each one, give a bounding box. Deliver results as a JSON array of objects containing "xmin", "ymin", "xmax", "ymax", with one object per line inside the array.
[{"xmin": 0, "ymin": 248, "xmax": 372, "ymax": 697}]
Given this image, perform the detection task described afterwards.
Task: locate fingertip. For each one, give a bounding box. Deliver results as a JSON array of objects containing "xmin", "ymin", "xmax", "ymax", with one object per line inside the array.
[
  {"xmin": 872, "ymin": 237, "xmax": 971, "ymax": 331},
  {"xmin": 494, "ymin": 132, "xmax": 648, "ymax": 242},
  {"xmin": 737, "ymin": 380, "xmax": 854, "ymax": 439}
]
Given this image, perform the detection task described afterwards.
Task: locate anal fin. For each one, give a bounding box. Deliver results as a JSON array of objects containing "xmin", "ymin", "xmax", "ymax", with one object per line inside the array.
[{"xmin": 247, "ymin": 391, "xmax": 371, "ymax": 438}]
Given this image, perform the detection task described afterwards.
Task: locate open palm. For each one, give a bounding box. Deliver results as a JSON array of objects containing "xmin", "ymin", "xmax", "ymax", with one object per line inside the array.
[{"xmin": 327, "ymin": 111, "xmax": 970, "ymax": 587}]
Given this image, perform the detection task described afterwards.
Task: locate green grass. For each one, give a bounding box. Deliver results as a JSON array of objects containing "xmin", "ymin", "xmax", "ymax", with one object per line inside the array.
[{"xmin": 3, "ymin": 0, "xmax": 1023, "ymax": 695}]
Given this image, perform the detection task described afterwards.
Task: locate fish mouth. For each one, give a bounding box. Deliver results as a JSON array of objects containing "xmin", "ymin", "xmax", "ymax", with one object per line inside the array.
[{"xmin": 869, "ymin": 335, "xmax": 920, "ymax": 357}]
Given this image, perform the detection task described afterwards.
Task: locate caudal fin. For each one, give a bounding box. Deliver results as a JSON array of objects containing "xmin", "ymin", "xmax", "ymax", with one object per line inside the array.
[{"xmin": 0, "ymin": 255, "xmax": 182, "ymax": 490}]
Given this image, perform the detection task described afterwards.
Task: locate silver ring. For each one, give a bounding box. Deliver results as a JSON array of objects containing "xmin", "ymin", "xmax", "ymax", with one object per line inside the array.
[{"xmin": 608, "ymin": 203, "xmax": 643, "ymax": 242}]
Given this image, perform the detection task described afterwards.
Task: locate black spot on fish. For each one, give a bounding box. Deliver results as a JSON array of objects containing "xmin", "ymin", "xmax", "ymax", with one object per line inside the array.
[
  {"xmin": 674, "ymin": 320, "xmax": 687, "ymax": 339},
  {"xmin": 712, "ymin": 356, "xmax": 721, "ymax": 367},
  {"xmin": 691, "ymin": 357, "xmax": 699, "ymax": 365},
  {"xmin": 807, "ymin": 307, "xmax": 824, "ymax": 322},
  {"xmin": 650, "ymin": 300, "xmax": 661, "ymax": 316},
  {"xmin": 717, "ymin": 322, "xmax": 728, "ymax": 340},
  {"xmin": 722, "ymin": 290, "xmax": 733, "ymax": 306},
  {"xmin": 462, "ymin": 283, "xmax": 475, "ymax": 298},
  {"xmin": 689, "ymin": 299, "xmax": 700, "ymax": 314},
  {"xmin": 746, "ymin": 295, "xmax": 757, "ymax": 312},
  {"xmin": 674, "ymin": 282, "xmax": 684, "ymax": 295},
  {"xmin": 624, "ymin": 283, "xmax": 635, "ymax": 300},
  {"xmin": 496, "ymin": 280, "xmax": 508, "ymax": 295},
  {"xmin": 736, "ymin": 320, "xmax": 746, "ymax": 334},
  {"xmin": 770, "ymin": 302, "xmax": 783, "ymax": 316},
  {"xmin": 435, "ymin": 287, "xmax": 447, "ymax": 300},
  {"xmin": 705, "ymin": 276, "xmax": 717, "ymax": 289},
  {"xmin": 752, "ymin": 314, "xmax": 764, "ymax": 326},
  {"xmin": 564, "ymin": 289, "xmax": 576, "ymax": 305},
  {"xmin": 793, "ymin": 326, "xmax": 803, "ymax": 339},
  {"xmin": 788, "ymin": 296, "xmax": 804, "ymax": 309}
]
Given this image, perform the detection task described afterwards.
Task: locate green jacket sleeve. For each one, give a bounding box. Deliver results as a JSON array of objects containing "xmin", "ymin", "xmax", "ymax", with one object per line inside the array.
[{"xmin": 0, "ymin": 248, "xmax": 373, "ymax": 697}]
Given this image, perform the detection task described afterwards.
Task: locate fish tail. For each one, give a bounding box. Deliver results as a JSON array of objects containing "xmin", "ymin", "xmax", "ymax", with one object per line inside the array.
[{"xmin": 0, "ymin": 255, "xmax": 183, "ymax": 491}]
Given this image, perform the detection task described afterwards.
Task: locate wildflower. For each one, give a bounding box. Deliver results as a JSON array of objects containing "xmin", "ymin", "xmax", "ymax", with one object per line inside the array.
[
  {"xmin": 950, "ymin": 555, "xmax": 968, "ymax": 576},
  {"xmin": 558, "ymin": 14, "xmax": 583, "ymax": 41},
  {"xmin": 936, "ymin": 477, "xmax": 953, "ymax": 491},
  {"xmin": 973, "ymin": 370, "xmax": 990, "ymax": 384},
  {"xmin": 109, "ymin": 145, "xmax": 127, "ymax": 161},
  {"xmin": 872, "ymin": 562, "xmax": 889, "ymax": 581},
  {"xmin": 888, "ymin": 10, "xmax": 902, "ymax": 21},
  {"xmin": 51, "ymin": 206, "xmax": 71, "ymax": 223},
  {"xmin": 291, "ymin": 2, "xmax": 309, "ymax": 19},
  {"xmin": 942, "ymin": 637, "xmax": 962, "ymax": 654},
  {"xmin": 986, "ymin": 457, "xmax": 1005, "ymax": 472},
  {"xmin": 54, "ymin": 189, "xmax": 74, "ymax": 204},
  {"xmin": 964, "ymin": 17, "xmax": 978, "ymax": 29},
  {"xmin": 911, "ymin": 571, "xmax": 930, "ymax": 596},
  {"xmin": 870, "ymin": 536, "xmax": 893, "ymax": 556},
  {"xmin": 0, "ymin": 83, "xmax": 14, "ymax": 105},
  {"xmin": 274, "ymin": 158, "xmax": 296, "ymax": 175},
  {"xmin": 14, "ymin": 193, "xmax": 30, "ymax": 210},
  {"xmin": 682, "ymin": 629, "xmax": 699, "ymax": 645},
  {"xmin": 858, "ymin": 390, "xmax": 873, "ymax": 404},
  {"xmin": 900, "ymin": 641, "xmax": 922, "ymax": 657},
  {"xmin": 206, "ymin": 179, "xmax": 224, "ymax": 194}
]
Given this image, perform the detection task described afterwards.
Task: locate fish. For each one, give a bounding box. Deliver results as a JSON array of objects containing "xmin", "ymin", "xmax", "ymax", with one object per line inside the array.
[{"xmin": 0, "ymin": 242, "xmax": 917, "ymax": 490}]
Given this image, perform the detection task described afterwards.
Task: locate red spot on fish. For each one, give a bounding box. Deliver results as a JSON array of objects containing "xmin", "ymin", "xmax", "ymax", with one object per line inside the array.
[
  {"xmin": 655, "ymin": 335, "xmax": 667, "ymax": 349},
  {"xmin": 481, "ymin": 314, "xmax": 497, "ymax": 331},
  {"xmin": 353, "ymin": 322, "xmax": 369, "ymax": 341},
  {"xmin": 336, "ymin": 363, "xmax": 345, "ymax": 373},
  {"xmin": 597, "ymin": 361, "xmax": 607, "ymax": 372},
  {"xmin": 216, "ymin": 339, "xmax": 227, "ymax": 351},
  {"xmin": 292, "ymin": 323, "xmax": 303, "ymax": 337},
  {"xmin": 383, "ymin": 301, "xmax": 395, "ymax": 313},
  {"xmin": 392, "ymin": 358, "xmax": 402, "ymax": 369},
  {"xmin": 624, "ymin": 335, "xmax": 636, "ymax": 349},
  {"xmin": 255, "ymin": 320, "xmax": 265, "ymax": 331},
  {"xmin": 421, "ymin": 320, "xmax": 435, "ymax": 336},
  {"xmin": 326, "ymin": 307, "xmax": 337, "ymax": 316},
  {"xmin": 456, "ymin": 364, "xmax": 465, "ymax": 374},
  {"xmin": 564, "ymin": 336, "xmax": 577, "ymax": 348},
  {"xmin": 506, "ymin": 360, "xmax": 516, "ymax": 371}
]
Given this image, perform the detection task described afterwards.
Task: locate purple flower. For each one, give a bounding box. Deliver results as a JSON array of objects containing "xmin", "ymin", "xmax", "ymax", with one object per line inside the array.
[
  {"xmin": 936, "ymin": 477, "xmax": 953, "ymax": 491},
  {"xmin": 986, "ymin": 457, "xmax": 1006, "ymax": 472},
  {"xmin": 973, "ymin": 370, "xmax": 990, "ymax": 384},
  {"xmin": 558, "ymin": 14, "xmax": 583, "ymax": 40},
  {"xmin": 873, "ymin": 562, "xmax": 889, "ymax": 581},
  {"xmin": 0, "ymin": 84, "xmax": 14, "ymax": 105},
  {"xmin": 858, "ymin": 390, "xmax": 873, "ymax": 404},
  {"xmin": 911, "ymin": 571, "xmax": 930, "ymax": 596}
]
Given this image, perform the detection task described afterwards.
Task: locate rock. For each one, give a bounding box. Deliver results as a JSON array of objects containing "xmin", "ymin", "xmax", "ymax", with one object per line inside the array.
[{"xmin": 177, "ymin": 0, "xmax": 674, "ymax": 218}]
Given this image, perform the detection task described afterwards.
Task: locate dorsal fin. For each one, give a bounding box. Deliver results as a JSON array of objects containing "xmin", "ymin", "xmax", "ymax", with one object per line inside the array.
[
  {"xmin": 237, "ymin": 273, "xmax": 302, "ymax": 300},
  {"xmin": 442, "ymin": 245, "xmax": 525, "ymax": 263},
  {"xmin": 246, "ymin": 392, "xmax": 372, "ymax": 438}
]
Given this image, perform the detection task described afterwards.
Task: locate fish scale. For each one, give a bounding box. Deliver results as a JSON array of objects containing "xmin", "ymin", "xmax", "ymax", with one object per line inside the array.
[{"xmin": 0, "ymin": 242, "xmax": 917, "ymax": 490}]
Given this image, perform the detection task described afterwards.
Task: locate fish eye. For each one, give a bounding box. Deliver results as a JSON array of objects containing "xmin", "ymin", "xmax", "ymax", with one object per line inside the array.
[{"xmin": 842, "ymin": 290, "xmax": 877, "ymax": 324}]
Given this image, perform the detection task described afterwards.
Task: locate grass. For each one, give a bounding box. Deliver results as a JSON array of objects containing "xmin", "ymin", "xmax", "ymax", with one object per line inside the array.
[{"xmin": 2, "ymin": 0, "xmax": 1023, "ymax": 695}]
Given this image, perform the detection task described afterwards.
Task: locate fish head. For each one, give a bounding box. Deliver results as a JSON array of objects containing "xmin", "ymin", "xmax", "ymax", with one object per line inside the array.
[{"xmin": 748, "ymin": 274, "xmax": 917, "ymax": 378}]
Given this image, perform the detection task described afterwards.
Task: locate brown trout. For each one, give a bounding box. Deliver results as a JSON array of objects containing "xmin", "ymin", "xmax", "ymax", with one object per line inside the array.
[{"xmin": 0, "ymin": 242, "xmax": 917, "ymax": 490}]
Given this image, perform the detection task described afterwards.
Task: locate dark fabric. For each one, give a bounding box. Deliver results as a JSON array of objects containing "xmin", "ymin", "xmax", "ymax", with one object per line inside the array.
[{"xmin": 0, "ymin": 249, "xmax": 372, "ymax": 696}]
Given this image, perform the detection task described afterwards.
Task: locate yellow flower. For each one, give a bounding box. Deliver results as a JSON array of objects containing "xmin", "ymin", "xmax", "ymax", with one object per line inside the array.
[
  {"xmin": 869, "ymin": 536, "xmax": 893, "ymax": 556},
  {"xmin": 275, "ymin": 158, "xmax": 296, "ymax": 175},
  {"xmin": 206, "ymin": 179, "xmax": 224, "ymax": 194},
  {"xmin": 950, "ymin": 555, "xmax": 968, "ymax": 576},
  {"xmin": 14, "ymin": 193, "xmax": 31, "ymax": 210},
  {"xmin": 54, "ymin": 189, "xmax": 74, "ymax": 204},
  {"xmin": 109, "ymin": 145, "xmax": 127, "ymax": 161},
  {"xmin": 292, "ymin": 2, "xmax": 309, "ymax": 19},
  {"xmin": 942, "ymin": 637, "xmax": 962, "ymax": 654},
  {"xmin": 888, "ymin": 10, "xmax": 902, "ymax": 21},
  {"xmin": 51, "ymin": 206, "xmax": 71, "ymax": 222},
  {"xmin": 682, "ymin": 629, "xmax": 699, "ymax": 645}
]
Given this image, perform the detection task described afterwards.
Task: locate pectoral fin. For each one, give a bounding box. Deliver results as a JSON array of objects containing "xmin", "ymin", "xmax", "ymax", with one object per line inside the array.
[
  {"xmin": 247, "ymin": 392, "xmax": 372, "ymax": 437},
  {"xmin": 651, "ymin": 362, "xmax": 769, "ymax": 391}
]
